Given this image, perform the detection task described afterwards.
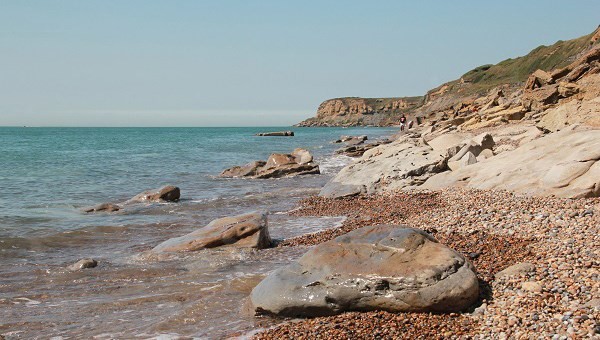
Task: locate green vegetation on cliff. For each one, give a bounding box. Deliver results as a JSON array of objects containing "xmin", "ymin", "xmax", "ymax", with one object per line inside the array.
[
  {"xmin": 454, "ymin": 29, "xmax": 599, "ymax": 94},
  {"xmin": 299, "ymin": 26, "xmax": 600, "ymax": 126}
]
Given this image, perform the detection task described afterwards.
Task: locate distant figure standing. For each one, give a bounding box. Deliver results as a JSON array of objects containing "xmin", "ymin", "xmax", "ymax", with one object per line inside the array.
[{"xmin": 399, "ymin": 115, "xmax": 407, "ymax": 131}]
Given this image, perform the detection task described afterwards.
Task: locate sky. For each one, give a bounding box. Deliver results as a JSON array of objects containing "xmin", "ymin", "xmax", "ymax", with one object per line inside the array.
[{"xmin": 1, "ymin": 1, "xmax": 599, "ymax": 127}]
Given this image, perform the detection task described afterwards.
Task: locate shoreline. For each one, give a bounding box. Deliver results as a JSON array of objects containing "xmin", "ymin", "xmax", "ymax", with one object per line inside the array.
[{"xmin": 250, "ymin": 187, "xmax": 599, "ymax": 338}]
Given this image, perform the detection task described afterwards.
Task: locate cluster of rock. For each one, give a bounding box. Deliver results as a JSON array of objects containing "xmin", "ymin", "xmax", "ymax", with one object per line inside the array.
[
  {"xmin": 428, "ymin": 132, "xmax": 496, "ymax": 171},
  {"xmin": 419, "ymin": 43, "xmax": 600, "ymax": 137},
  {"xmin": 423, "ymin": 127, "xmax": 600, "ymax": 198},
  {"xmin": 250, "ymin": 225, "xmax": 479, "ymax": 317},
  {"xmin": 524, "ymin": 46, "xmax": 600, "ymax": 132},
  {"xmin": 333, "ymin": 135, "xmax": 392, "ymax": 157},
  {"xmin": 255, "ymin": 131, "xmax": 294, "ymax": 136},
  {"xmin": 83, "ymin": 185, "xmax": 180, "ymax": 213},
  {"xmin": 220, "ymin": 148, "xmax": 319, "ymax": 179},
  {"xmin": 322, "ymin": 120, "xmax": 600, "ymax": 199},
  {"xmin": 146, "ymin": 215, "xmax": 480, "ymax": 317},
  {"xmin": 321, "ymin": 132, "xmax": 449, "ymax": 198}
]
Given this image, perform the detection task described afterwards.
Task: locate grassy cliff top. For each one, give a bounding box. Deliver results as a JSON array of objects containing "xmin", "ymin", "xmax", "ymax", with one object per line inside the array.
[{"xmin": 432, "ymin": 27, "xmax": 600, "ymax": 96}]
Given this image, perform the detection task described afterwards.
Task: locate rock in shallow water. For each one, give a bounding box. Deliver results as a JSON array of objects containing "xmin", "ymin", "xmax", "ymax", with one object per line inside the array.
[
  {"xmin": 69, "ymin": 258, "xmax": 98, "ymax": 270},
  {"xmin": 152, "ymin": 211, "xmax": 271, "ymax": 252},
  {"xmin": 130, "ymin": 185, "xmax": 180, "ymax": 203},
  {"xmin": 255, "ymin": 131, "xmax": 294, "ymax": 136},
  {"xmin": 250, "ymin": 225, "xmax": 479, "ymax": 317},
  {"xmin": 82, "ymin": 202, "xmax": 121, "ymax": 213},
  {"xmin": 320, "ymin": 137, "xmax": 448, "ymax": 198},
  {"xmin": 220, "ymin": 149, "xmax": 319, "ymax": 179}
]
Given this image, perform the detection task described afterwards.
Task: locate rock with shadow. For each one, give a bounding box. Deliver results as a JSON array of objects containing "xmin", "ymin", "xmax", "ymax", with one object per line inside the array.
[
  {"xmin": 220, "ymin": 148, "xmax": 319, "ymax": 179},
  {"xmin": 250, "ymin": 225, "xmax": 479, "ymax": 317},
  {"xmin": 152, "ymin": 211, "xmax": 272, "ymax": 252}
]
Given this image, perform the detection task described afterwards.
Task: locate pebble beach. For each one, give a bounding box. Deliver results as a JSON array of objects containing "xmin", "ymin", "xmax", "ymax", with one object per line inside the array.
[{"xmin": 254, "ymin": 188, "xmax": 600, "ymax": 339}]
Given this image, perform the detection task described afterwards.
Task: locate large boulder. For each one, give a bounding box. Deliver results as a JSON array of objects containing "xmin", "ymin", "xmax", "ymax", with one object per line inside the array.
[
  {"xmin": 423, "ymin": 128, "xmax": 600, "ymax": 198},
  {"xmin": 152, "ymin": 211, "xmax": 271, "ymax": 252},
  {"xmin": 320, "ymin": 137, "xmax": 448, "ymax": 198},
  {"xmin": 250, "ymin": 225, "xmax": 479, "ymax": 317},
  {"xmin": 130, "ymin": 185, "xmax": 180, "ymax": 203}
]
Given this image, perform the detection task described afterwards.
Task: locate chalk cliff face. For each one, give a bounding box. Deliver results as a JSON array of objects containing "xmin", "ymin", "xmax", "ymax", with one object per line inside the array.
[{"xmin": 297, "ymin": 26, "xmax": 600, "ymax": 127}]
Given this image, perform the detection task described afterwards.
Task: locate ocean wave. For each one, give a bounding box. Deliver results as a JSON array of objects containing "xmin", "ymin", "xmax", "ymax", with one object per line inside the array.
[{"xmin": 317, "ymin": 154, "xmax": 353, "ymax": 174}]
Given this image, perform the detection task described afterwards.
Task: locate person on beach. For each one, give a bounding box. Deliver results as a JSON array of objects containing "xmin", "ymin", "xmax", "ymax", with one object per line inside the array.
[{"xmin": 399, "ymin": 115, "xmax": 407, "ymax": 131}]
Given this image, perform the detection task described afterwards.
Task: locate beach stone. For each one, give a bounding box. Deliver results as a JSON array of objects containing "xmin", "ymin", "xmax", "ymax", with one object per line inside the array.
[
  {"xmin": 250, "ymin": 225, "xmax": 479, "ymax": 317},
  {"xmin": 130, "ymin": 185, "xmax": 180, "ymax": 203},
  {"xmin": 495, "ymin": 262, "xmax": 536, "ymax": 279},
  {"xmin": 69, "ymin": 258, "xmax": 98, "ymax": 271},
  {"xmin": 522, "ymin": 281, "xmax": 543, "ymax": 293},
  {"xmin": 152, "ymin": 211, "xmax": 271, "ymax": 252},
  {"xmin": 82, "ymin": 202, "xmax": 120, "ymax": 213},
  {"xmin": 585, "ymin": 298, "xmax": 600, "ymax": 310},
  {"xmin": 220, "ymin": 161, "xmax": 266, "ymax": 178},
  {"xmin": 292, "ymin": 148, "xmax": 313, "ymax": 165}
]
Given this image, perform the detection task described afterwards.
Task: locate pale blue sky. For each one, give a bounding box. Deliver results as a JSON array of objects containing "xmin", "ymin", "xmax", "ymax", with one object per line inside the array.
[{"xmin": 1, "ymin": 1, "xmax": 599, "ymax": 126}]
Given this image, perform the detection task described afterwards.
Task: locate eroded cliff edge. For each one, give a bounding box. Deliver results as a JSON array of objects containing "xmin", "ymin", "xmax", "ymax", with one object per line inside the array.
[{"xmin": 297, "ymin": 26, "xmax": 600, "ymax": 128}]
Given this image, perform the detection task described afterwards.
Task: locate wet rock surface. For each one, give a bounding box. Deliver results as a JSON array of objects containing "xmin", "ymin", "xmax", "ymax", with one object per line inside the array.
[
  {"xmin": 69, "ymin": 258, "xmax": 98, "ymax": 271},
  {"xmin": 152, "ymin": 211, "xmax": 271, "ymax": 252},
  {"xmin": 82, "ymin": 202, "xmax": 121, "ymax": 213},
  {"xmin": 130, "ymin": 185, "xmax": 181, "ymax": 203},
  {"xmin": 251, "ymin": 225, "xmax": 479, "ymax": 317}
]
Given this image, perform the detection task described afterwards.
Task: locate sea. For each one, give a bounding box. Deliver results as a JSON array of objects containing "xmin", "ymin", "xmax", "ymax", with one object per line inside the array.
[{"xmin": 0, "ymin": 126, "xmax": 397, "ymax": 339}]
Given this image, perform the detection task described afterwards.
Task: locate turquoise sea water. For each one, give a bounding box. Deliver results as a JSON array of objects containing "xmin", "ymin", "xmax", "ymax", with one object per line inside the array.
[{"xmin": 0, "ymin": 126, "xmax": 397, "ymax": 338}]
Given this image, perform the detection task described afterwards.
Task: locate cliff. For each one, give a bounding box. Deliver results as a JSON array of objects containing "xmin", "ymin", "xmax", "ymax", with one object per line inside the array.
[
  {"xmin": 296, "ymin": 96, "xmax": 423, "ymax": 127},
  {"xmin": 297, "ymin": 26, "xmax": 600, "ymax": 127}
]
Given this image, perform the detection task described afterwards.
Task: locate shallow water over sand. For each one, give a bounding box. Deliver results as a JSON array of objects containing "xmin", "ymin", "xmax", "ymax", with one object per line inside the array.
[{"xmin": 0, "ymin": 126, "xmax": 394, "ymax": 338}]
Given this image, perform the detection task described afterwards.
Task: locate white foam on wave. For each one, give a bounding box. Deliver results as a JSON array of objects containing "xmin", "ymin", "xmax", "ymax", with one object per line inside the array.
[{"xmin": 318, "ymin": 154, "xmax": 354, "ymax": 174}]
